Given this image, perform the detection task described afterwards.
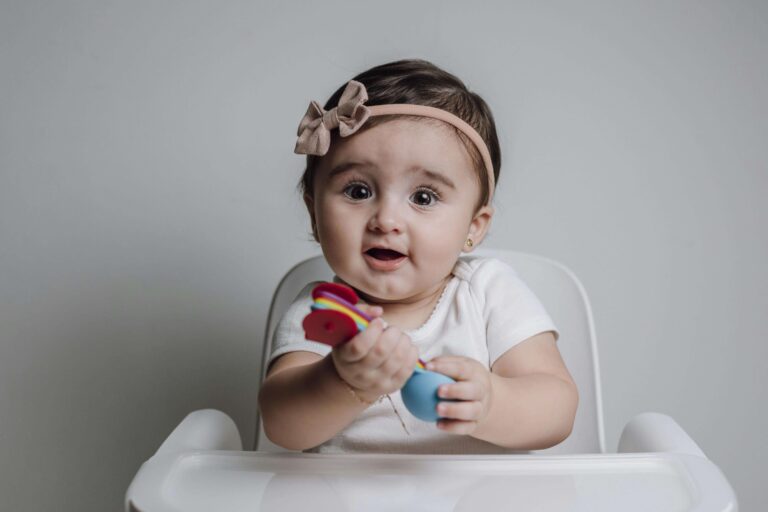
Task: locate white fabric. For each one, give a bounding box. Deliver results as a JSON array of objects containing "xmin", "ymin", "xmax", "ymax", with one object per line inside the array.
[{"xmin": 268, "ymin": 255, "xmax": 560, "ymax": 454}]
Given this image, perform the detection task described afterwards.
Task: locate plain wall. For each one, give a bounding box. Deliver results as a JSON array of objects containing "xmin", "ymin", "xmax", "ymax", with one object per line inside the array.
[{"xmin": 1, "ymin": 0, "xmax": 765, "ymax": 510}]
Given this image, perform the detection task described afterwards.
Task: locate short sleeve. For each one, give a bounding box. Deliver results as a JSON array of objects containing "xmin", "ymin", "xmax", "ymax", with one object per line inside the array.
[
  {"xmin": 470, "ymin": 258, "xmax": 560, "ymax": 366},
  {"xmin": 268, "ymin": 282, "xmax": 332, "ymax": 368}
]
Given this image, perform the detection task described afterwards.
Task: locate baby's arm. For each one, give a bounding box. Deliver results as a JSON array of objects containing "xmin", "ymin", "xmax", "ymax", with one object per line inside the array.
[
  {"xmin": 258, "ymin": 350, "xmax": 367, "ymax": 451},
  {"xmin": 427, "ymin": 331, "xmax": 578, "ymax": 450},
  {"xmin": 258, "ymin": 316, "xmax": 418, "ymax": 451}
]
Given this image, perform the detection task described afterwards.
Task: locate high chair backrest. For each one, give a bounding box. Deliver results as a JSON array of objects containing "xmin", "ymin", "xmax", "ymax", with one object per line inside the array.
[{"xmin": 255, "ymin": 249, "xmax": 606, "ymax": 454}]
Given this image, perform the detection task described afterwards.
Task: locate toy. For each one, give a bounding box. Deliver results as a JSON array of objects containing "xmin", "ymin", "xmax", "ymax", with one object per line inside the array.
[{"xmin": 302, "ymin": 282, "xmax": 456, "ymax": 422}]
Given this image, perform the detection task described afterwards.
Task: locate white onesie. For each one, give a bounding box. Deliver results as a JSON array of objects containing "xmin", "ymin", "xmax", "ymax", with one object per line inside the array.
[{"xmin": 268, "ymin": 255, "xmax": 560, "ymax": 454}]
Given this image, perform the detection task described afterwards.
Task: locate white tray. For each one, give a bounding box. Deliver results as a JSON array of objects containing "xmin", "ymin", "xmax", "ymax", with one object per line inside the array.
[{"xmin": 128, "ymin": 451, "xmax": 734, "ymax": 512}]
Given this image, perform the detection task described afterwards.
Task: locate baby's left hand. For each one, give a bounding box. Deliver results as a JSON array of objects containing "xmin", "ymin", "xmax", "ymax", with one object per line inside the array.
[{"xmin": 425, "ymin": 356, "xmax": 493, "ymax": 435}]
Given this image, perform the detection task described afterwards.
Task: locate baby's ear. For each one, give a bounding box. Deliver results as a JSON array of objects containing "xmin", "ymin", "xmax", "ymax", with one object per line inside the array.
[
  {"xmin": 303, "ymin": 193, "xmax": 319, "ymax": 242},
  {"xmin": 464, "ymin": 205, "xmax": 494, "ymax": 252}
]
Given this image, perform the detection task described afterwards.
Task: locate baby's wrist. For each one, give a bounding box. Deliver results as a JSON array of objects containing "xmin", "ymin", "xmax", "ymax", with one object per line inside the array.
[
  {"xmin": 338, "ymin": 368, "xmax": 382, "ymax": 404},
  {"xmin": 341, "ymin": 377, "xmax": 381, "ymax": 406},
  {"xmin": 327, "ymin": 357, "xmax": 381, "ymax": 405},
  {"xmin": 473, "ymin": 372, "xmax": 499, "ymax": 432}
]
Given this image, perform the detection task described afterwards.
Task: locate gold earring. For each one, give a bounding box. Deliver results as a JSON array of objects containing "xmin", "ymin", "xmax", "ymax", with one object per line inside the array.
[{"xmin": 466, "ymin": 238, "xmax": 474, "ymax": 248}]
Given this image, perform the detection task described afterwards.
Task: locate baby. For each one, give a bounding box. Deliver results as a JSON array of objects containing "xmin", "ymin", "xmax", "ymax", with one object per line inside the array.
[{"xmin": 258, "ymin": 59, "xmax": 578, "ymax": 454}]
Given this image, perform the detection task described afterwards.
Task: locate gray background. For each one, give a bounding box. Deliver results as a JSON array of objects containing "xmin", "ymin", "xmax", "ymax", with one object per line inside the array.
[{"xmin": 1, "ymin": 1, "xmax": 765, "ymax": 510}]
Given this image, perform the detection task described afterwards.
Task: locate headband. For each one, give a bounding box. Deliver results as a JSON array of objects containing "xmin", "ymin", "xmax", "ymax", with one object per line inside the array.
[{"xmin": 294, "ymin": 80, "xmax": 495, "ymax": 202}]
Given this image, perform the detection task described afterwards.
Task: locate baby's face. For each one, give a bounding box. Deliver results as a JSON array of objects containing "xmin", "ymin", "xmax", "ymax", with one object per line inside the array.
[{"xmin": 306, "ymin": 119, "xmax": 492, "ymax": 304}]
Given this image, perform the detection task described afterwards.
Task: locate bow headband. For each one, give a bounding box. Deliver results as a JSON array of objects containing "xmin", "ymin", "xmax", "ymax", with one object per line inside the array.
[{"xmin": 294, "ymin": 80, "xmax": 495, "ymax": 202}]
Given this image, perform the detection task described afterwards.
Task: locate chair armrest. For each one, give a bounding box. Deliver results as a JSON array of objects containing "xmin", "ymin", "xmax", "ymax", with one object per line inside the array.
[
  {"xmin": 127, "ymin": 410, "xmax": 243, "ymax": 511},
  {"xmin": 155, "ymin": 409, "xmax": 242, "ymax": 456},
  {"xmin": 618, "ymin": 412, "xmax": 705, "ymax": 457}
]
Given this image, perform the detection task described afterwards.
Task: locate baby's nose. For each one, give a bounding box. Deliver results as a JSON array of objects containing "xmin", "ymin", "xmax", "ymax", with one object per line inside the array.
[{"xmin": 367, "ymin": 199, "xmax": 403, "ymax": 233}]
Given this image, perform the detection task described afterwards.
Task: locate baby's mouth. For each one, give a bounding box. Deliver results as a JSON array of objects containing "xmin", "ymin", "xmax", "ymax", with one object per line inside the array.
[{"xmin": 365, "ymin": 248, "xmax": 406, "ymax": 261}]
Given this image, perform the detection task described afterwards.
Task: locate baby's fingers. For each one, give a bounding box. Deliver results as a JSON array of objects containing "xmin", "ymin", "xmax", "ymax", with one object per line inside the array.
[
  {"xmin": 437, "ymin": 381, "xmax": 481, "ymax": 401},
  {"xmin": 426, "ymin": 358, "xmax": 474, "ymax": 381},
  {"xmin": 356, "ymin": 303, "xmax": 384, "ymax": 320},
  {"xmin": 336, "ymin": 317, "xmax": 384, "ymax": 363},
  {"xmin": 437, "ymin": 400, "xmax": 484, "ymax": 422},
  {"xmin": 436, "ymin": 418, "xmax": 478, "ymax": 435}
]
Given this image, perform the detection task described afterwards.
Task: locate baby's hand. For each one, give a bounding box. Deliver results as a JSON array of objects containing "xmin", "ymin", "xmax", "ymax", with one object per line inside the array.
[
  {"xmin": 425, "ymin": 356, "xmax": 493, "ymax": 434},
  {"xmin": 331, "ymin": 309, "xmax": 419, "ymax": 404}
]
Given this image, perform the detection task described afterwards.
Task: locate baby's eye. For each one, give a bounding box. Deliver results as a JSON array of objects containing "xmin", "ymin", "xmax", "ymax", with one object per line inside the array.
[
  {"xmin": 410, "ymin": 188, "xmax": 440, "ymax": 207},
  {"xmin": 343, "ymin": 182, "xmax": 372, "ymax": 201}
]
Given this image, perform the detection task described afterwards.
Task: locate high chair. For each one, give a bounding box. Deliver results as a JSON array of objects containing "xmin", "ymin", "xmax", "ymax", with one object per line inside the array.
[{"xmin": 126, "ymin": 249, "xmax": 737, "ymax": 511}]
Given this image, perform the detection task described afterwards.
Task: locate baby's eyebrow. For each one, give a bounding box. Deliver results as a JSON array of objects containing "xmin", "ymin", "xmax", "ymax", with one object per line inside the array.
[
  {"xmin": 415, "ymin": 167, "xmax": 456, "ymax": 190},
  {"xmin": 328, "ymin": 161, "xmax": 367, "ymax": 180}
]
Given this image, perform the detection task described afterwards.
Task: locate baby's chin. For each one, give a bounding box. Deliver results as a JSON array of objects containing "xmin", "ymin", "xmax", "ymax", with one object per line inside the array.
[{"xmin": 331, "ymin": 275, "xmax": 405, "ymax": 305}]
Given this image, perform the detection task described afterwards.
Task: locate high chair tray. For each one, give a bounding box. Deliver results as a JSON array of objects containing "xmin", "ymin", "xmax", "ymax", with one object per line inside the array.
[{"xmin": 127, "ymin": 451, "xmax": 734, "ymax": 512}]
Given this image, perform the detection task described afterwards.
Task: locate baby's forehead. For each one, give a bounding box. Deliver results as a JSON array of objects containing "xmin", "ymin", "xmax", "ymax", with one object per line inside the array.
[{"xmin": 326, "ymin": 118, "xmax": 474, "ymax": 170}]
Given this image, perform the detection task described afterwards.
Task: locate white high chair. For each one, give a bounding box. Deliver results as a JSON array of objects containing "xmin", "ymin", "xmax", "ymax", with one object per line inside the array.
[{"xmin": 126, "ymin": 249, "xmax": 738, "ymax": 511}]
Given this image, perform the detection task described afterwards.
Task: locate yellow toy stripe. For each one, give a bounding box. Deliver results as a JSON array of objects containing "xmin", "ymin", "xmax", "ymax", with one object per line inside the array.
[{"xmin": 314, "ymin": 297, "xmax": 369, "ymax": 328}]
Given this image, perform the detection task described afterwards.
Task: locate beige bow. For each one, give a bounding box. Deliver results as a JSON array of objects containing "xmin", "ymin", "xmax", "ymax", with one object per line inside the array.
[{"xmin": 294, "ymin": 80, "xmax": 371, "ymax": 156}]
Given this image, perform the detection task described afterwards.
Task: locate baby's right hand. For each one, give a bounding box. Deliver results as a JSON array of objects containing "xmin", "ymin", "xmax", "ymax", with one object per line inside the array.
[{"xmin": 331, "ymin": 308, "xmax": 419, "ymax": 403}]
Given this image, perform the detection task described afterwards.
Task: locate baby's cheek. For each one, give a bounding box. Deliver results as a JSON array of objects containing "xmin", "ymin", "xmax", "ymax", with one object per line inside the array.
[{"xmin": 318, "ymin": 222, "xmax": 352, "ymax": 252}]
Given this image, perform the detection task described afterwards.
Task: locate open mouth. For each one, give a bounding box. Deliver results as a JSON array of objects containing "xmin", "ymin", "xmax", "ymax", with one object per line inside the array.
[{"xmin": 365, "ymin": 248, "xmax": 406, "ymax": 261}]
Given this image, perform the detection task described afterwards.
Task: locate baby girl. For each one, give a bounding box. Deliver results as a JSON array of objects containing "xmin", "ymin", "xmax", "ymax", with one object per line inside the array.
[{"xmin": 258, "ymin": 59, "xmax": 578, "ymax": 454}]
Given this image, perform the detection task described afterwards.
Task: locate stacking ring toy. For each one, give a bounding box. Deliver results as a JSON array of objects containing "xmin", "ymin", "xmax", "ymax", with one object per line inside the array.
[{"xmin": 302, "ymin": 282, "xmax": 456, "ymax": 422}]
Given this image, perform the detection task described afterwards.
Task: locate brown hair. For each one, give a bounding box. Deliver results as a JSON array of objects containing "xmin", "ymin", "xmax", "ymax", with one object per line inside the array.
[{"xmin": 299, "ymin": 59, "xmax": 501, "ymax": 236}]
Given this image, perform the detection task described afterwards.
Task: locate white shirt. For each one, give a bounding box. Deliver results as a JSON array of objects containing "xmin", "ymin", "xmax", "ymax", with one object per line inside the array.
[{"xmin": 268, "ymin": 255, "xmax": 560, "ymax": 454}]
